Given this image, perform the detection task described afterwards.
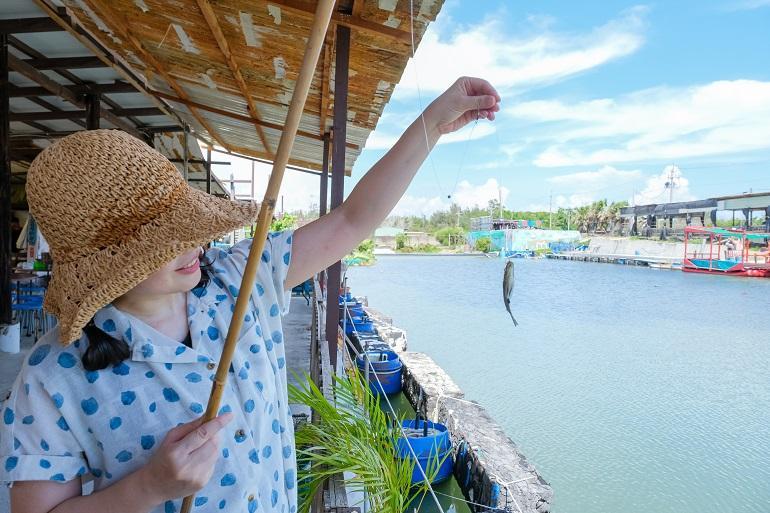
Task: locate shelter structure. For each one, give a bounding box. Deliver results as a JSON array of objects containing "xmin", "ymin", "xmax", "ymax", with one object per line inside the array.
[
  {"xmin": 620, "ymin": 192, "xmax": 770, "ymax": 238},
  {"xmin": 0, "ymin": 0, "xmax": 444, "ymax": 364}
]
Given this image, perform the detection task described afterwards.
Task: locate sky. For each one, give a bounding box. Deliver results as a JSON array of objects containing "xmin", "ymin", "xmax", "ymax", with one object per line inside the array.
[{"xmin": 214, "ymin": 0, "xmax": 770, "ymax": 217}]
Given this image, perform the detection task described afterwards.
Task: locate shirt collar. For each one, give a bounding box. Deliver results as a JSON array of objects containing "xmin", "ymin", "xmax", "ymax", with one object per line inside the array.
[{"xmin": 92, "ymin": 299, "xmax": 206, "ymax": 364}]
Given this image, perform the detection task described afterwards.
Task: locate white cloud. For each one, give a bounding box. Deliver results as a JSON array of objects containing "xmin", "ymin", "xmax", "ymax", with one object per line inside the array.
[
  {"xmin": 364, "ymin": 120, "xmax": 496, "ymax": 150},
  {"xmin": 390, "ymin": 178, "xmax": 509, "ymax": 216},
  {"xmin": 633, "ymin": 165, "xmax": 695, "ymax": 205},
  {"xmin": 547, "ymin": 165, "xmax": 641, "ymax": 189},
  {"xmin": 508, "ymin": 80, "xmax": 770, "ymax": 167},
  {"xmin": 396, "ymin": 6, "xmax": 647, "ymax": 96}
]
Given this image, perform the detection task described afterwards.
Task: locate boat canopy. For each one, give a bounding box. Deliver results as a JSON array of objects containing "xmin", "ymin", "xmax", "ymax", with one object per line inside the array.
[{"xmin": 685, "ymin": 226, "xmax": 770, "ymax": 240}]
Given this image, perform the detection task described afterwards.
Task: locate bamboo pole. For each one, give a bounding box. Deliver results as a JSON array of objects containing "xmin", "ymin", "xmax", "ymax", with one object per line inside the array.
[{"xmin": 181, "ymin": 1, "xmax": 336, "ymax": 511}]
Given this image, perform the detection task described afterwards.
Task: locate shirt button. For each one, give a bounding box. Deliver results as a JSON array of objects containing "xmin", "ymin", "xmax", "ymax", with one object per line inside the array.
[
  {"xmin": 206, "ymin": 362, "xmax": 216, "ymax": 370},
  {"xmin": 248, "ymin": 494, "xmax": 255, "ymax": 501},
  {"xmin": 235, "ymin": 429, "xmax": 245, "ymax": 437}
]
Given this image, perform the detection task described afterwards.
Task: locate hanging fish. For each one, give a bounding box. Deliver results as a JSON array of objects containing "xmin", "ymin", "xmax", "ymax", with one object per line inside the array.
[{"xmin": 503, "ymin": 260, "xmax": 518, "ymax": 326}]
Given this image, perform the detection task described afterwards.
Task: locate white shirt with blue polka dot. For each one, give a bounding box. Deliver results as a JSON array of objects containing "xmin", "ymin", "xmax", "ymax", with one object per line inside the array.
[{"xmin": 1, "ymin": 231, "xmax": 297, "ymax": 513}]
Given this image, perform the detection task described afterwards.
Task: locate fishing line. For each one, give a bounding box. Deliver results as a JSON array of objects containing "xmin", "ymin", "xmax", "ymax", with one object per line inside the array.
[{"xmin": 408, "ymin": 0, "xmax": 483, "ymax": 201}]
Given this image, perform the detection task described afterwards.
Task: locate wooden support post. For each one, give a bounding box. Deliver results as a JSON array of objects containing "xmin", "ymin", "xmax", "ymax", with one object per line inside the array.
[
  {"xmin": 0, "ymin": 34, "xmax": 11, "ymax": 325},
  {"xmin": 85, "ymin": 92, "xmax": 100, "ymax": 129},
  {"xmin": 324, "ymin": 25, "xmax": 351, "ymax": 365},
  {"xmin": 206, "ymin": 146, "xmax": 212, "ymax": 194},
  {"xmin": 319, "ymin": 133, "xmax": 329, "ymax": 216},
  {"xmin": 183, "ymin": 125, "xmax": 189, "ymax": 182}
]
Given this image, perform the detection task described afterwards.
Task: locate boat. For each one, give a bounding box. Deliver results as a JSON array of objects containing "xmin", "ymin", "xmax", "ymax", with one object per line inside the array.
[{"xmin": 682, "ymin": 227, "xmax": 770, "ymax": 277}]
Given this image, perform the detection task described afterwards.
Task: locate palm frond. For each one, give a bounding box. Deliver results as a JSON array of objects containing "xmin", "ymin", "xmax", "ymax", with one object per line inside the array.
[{"xmin": 289, "ymin": 368, "xmax": 437, "ymax": 513}]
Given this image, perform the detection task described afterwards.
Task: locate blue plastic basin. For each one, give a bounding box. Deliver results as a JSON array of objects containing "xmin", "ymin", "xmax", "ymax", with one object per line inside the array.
[
  {"xmin": 355, "ymin": 350, "xmax": 402, "ymax": 395},
  {"xmin": 396, "ymin": 420, "xmax": 454, "ymax": 485}
]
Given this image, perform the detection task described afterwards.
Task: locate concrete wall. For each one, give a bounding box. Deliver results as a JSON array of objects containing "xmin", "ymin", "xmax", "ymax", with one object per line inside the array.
[{"xmin": 400, "ymin": 352, "xmax": 553, "ymax": 513}]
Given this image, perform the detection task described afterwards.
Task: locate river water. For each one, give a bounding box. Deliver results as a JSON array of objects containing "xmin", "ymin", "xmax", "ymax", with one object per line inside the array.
[{"xmin": 347, "ymin": 255, "xmax": 770, "ymax": 513}]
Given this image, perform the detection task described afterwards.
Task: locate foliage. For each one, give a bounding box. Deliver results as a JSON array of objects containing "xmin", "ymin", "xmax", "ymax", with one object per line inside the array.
[
  {"xmin": 434, "ymin": 226, "xmax": 465, "ymax": 246},
  {"xmin": 474, "ymin": 236, "xmax": 493, "ymax": 253},
  {"xmin": 383, "ymin": 199, "xmax": 629, "ymax": 236},
  {"xmin": 395, "ymin": 233, "xmax": 408, "ymax": 250},
  {"xmin": 396, "ymin": 243, "xmax": 441, "ymax": 254},
  {"xmin": 271, "ymin": 214, "xmax": 298, "ymax": 232},
  {"xmin": 289, "ymin": 369, "xmax": 435, "ymax": 513},
  {"xmin": 345, "ymin": 239, "xmax": 376, "ymax": 266}
]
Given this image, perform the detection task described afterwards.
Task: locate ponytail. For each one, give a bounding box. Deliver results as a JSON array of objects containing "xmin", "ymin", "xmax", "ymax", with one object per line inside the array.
[{"xmin": 82, "ymin": 319, "xmax": 130, "ymax": 371}]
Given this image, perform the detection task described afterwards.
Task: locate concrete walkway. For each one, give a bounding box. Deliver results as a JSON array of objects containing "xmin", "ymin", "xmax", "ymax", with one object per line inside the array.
[{"xmin": 0, "ymin": 296, "xmax": 312, "ymax": 510}]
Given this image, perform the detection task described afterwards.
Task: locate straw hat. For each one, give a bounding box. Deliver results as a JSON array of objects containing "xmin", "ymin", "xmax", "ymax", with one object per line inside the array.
[{"xmin": 26, "ymin": 130, "xmax": 260, "ymax": 345}]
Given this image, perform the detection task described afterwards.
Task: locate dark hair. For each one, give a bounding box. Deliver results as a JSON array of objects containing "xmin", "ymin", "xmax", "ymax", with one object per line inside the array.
[{"xmin": 81, "ymin": 255, "xmax": 211, "ymax": 371}]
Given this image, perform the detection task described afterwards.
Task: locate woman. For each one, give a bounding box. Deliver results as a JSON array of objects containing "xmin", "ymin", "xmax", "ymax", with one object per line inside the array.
[{"xmin": 0, "ymin": 77, "xmax": 499, "ymax": 513}]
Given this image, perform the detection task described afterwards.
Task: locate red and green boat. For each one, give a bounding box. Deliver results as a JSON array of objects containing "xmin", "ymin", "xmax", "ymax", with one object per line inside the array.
[{"xmin": 683, "ymin": 226, "xmax": 770, "ymax": 277}]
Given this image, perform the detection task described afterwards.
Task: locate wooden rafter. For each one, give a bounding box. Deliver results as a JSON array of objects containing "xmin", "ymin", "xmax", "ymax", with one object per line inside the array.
[
  {"xmin": 268, "ymin": 0, "xmax": 412, "ymax": 43},
  {"xmin": 77, "ymin": 0, "xmax": 228, "ymax": 149},
  {"xmin": 195, "ymin": 0, "xmax": 272, "ymax": 156},
  {"xmin": 150, "ymin": 89, "xmax": 359, "ymax": 150},
  {"xmin": 31, "ymin": 0, "xmax": 189, "ymax": 137},
  {"xmin": 8, "ymin": 54, "xmax": 140, "ymax": 136},
  {"xmin": 318, "ymin": 34, "xmax": 332, "ymax": 135}
]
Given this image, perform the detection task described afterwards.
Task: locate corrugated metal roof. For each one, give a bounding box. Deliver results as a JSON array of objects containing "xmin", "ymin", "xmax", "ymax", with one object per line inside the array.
[{"xmin": 59, "ymin": 0, "xmax": 444, "ymax": 174}]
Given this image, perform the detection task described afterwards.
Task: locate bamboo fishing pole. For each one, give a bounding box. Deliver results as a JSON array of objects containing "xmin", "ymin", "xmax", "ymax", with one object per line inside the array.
[{"xmin": 181, "ymin": 1, "xmax": 336, "ymax": 511}]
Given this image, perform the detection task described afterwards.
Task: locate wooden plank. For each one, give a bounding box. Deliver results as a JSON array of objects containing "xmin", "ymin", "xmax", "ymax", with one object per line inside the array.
[
  {"xmin": 268, "ymin": 0, "xmax": 411, "ymax": 43},
  {"xmin": 195, "ymin": 0, "xmax": 272, "ymax": 155},
  {"xmin": 318, "ymin": 37, "xmax": 332, "ymax": 134},
  {"xmin": 0, "ymin": 18, "xmax": 63, "ymax": 34},
  {"xmin": 78, "ymin": 0, "xmax": 228, "ymax": 149},
  {"xmin": 21, "ymin": 56, "xmax": 107, "ymax": 69},
  {"xmin": 10, "ymin": 81, "xmax": 137, "ymax": 97},
  {"xmin": 150, "ymin": 89, "xmax": 358, "ymax": 150},
  {"xmin": 86, "ymin": 93, "xmax": 100, "ymax": 129},
  {"xmin": 7, "ymin": 54, "xmax": 140, "ymax": 136}
]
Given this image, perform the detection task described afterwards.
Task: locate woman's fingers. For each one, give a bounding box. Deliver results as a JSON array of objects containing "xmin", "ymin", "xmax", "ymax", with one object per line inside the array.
[{"xmin": 175, "ymin": 413, "xmax": 233, "ymax": 454}]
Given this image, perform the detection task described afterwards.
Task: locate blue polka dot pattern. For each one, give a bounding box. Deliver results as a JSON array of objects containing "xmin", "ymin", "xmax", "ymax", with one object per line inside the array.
[
  {"xmin": 80, "ymin": 398, "xmax": 99, "ymax": 415},
  {"xmin": 0, "ymin": 232, "xmax": 297, "ymax": 512},
  {"xmin": 57, "ymin": 353, "xmax": 77, "ymax": 368},
  {"xmin": 162, "ymin": 388, "xmax": 180, "ymax": 402},
  {"xmin": 27, "ymin": 344, "xmax": 51, "ymax": 366}
]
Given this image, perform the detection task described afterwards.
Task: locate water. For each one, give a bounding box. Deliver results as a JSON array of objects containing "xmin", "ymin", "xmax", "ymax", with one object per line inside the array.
[{"xmin": 347, "ymin": 256, "xmax": 770, "ymax": 513}]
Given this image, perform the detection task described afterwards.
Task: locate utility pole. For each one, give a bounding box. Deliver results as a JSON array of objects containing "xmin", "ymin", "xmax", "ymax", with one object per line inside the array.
[
  {"xmin": 664, "ymin": 165, "xmax": 678, "ymax": 203},
  {"xmin": 498, "ymin": 185, "xmax": 503, "ymax": 219},
  {"xmin": 549, "ymin": 191, "xmax": 553, "ymax": 229}
]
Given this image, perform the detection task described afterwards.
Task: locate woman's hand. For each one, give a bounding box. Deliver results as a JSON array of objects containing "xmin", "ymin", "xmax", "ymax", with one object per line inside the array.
[
  {"xmin": 424, "ymin": 77, "xmax": 501, "ymax": 135},
  {"xmin": 140, "ymin": 413, "xmax": 233, "ymax": 503}
]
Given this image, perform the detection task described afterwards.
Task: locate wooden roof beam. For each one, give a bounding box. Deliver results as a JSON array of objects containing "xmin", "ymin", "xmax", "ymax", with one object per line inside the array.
[
  {"xmin": 19, "ymin": 56, "xmax": 108, "ymax": 70},
  {"xmin": 319, "ymin": 35, "xmax": 332, "ymax": 135},
  {"xmin": 77, "ymin": 0, "xmax": 228, "ymax": 149},
  {"xmin": 195, "ymin": 0, "xmax": 272, "ymax": 156},
  {"xmin": 267, "ymin": 0, "xmax": 412, "ymax": 43},
  {"xmin": 10, "ymin": 107, "xmax": 163, "ymax": 121},
  {"xmin": 0, "ymin": 18, "xmax": 63, "ymax": 34},
  {"xmin": 10, "ymin": 81, "xmax": 137, "ymax": 97},
  {"xmin": 150, "ymin": 89, "xmax": 359, "ymax": 150},
  {"xmin": 8, "ymin": 54, "xmax": 140, "ymax": 136}
]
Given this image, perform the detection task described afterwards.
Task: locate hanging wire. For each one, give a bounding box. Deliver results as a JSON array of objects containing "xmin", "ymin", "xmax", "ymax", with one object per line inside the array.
[{"xmin": 340, "ymin": 270, "xmax": 447, "ymax": 513}]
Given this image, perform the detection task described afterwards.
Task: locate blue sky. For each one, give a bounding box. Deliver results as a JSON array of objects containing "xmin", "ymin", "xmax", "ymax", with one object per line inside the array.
[{"xmin": 219, "ymin": 0, "xmax": 770, "ymax": 215}]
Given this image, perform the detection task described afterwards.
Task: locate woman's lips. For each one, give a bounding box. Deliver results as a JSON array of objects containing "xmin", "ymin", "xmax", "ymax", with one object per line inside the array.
[{"xmin": 176, "ymin": 257, "xmax": 200, "ymax": 275}]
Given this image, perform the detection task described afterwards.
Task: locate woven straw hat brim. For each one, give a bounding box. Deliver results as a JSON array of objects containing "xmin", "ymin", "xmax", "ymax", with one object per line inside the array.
[{"xmin": 45, "ymin": 186, "xmax": 260, "ymax": 345}]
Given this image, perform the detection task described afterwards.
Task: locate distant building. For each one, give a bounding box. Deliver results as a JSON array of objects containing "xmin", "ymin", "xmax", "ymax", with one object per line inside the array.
[{"xmin": 373, "ymin": 227, "xmax": 404, "ymax": 248}]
